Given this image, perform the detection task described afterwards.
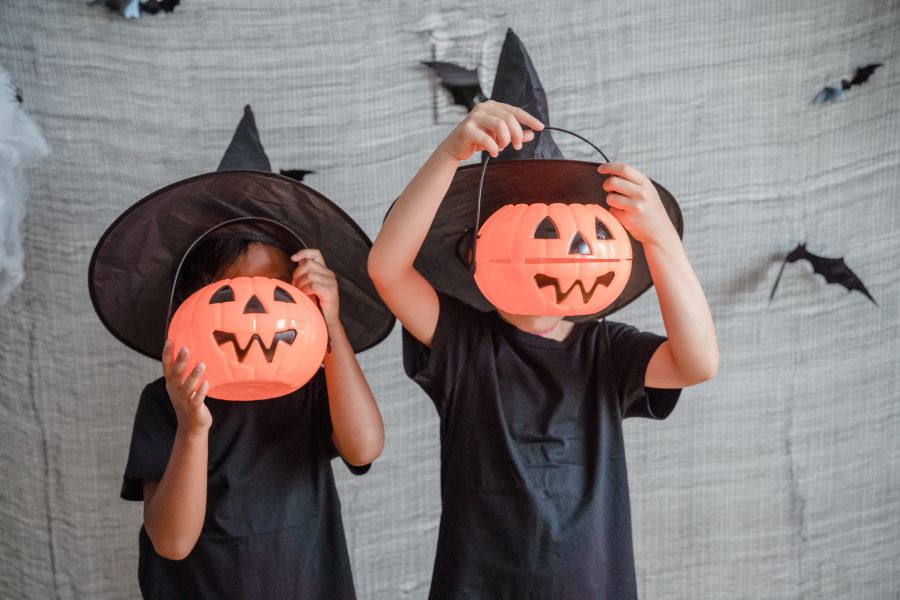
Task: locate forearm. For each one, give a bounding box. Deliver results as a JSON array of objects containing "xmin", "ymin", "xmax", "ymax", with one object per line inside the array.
[
  {"xmin": 144, "ymin": 429, "xmax": 208, "ymax": 560},
  {"xmin": 323, "ymin": 322, "xmax": 384, "ymax": 465},
  {"xmin": 369, "ymin": 144, "xmax": 460, "ymax": 280},
  {"xmin": 643, "ymin": 227, "xmax": 719, "ymax": 379}
]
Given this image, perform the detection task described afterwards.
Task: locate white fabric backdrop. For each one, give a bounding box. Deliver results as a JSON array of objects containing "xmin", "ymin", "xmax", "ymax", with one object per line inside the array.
[{"xmin": 0, "ymin": 1, "xmax": 898, "ymax": 598}]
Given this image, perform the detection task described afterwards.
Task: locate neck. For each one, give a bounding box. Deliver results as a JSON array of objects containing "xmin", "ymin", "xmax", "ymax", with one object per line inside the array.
[{"xmin": 497, "ymin": 310, "xmax": 571, "ymax": 341}]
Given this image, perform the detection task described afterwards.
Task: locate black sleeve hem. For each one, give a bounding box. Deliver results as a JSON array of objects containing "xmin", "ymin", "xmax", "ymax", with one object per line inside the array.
[
  {"xmin": 120, "ymin": 476, "xmax": 145, "ymax": 501},
  {"xmin": 341, "ymin": 460, "xmax": 371, "ymax": 476},
  {"xmin": 644, "ymin": 387, "xmax": 682, "ymax": 420},
  {"xmin": 623, "ymin": 335, "xmax": 682, "ymax": 420}
]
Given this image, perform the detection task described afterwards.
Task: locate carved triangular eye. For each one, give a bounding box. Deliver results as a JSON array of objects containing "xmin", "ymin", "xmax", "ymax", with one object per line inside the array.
[
  {"xmin": 210, "ymin": 285, "xmax": 235, "ymax": 304},
  {"xmin": 595, "ymin": 218, "xmax": 612, "ymax": 240},
  {"xmin": 243, "ymin": 295, "xmax": 266, "ymax": 314},
  {"xmin": 534, "ymin": 217, "xmax": 559, "ymax": 239},
  {"xmin": 568, "ymin": 231, "xmax": 592, "ymax": 255},
  {"xmin": 274, "ymin": 287, "xmax": 295, "ymax": 303}
]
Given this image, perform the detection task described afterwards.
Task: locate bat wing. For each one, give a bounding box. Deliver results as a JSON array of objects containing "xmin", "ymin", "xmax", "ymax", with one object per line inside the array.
[
  {"xmin": 280, "ymin": 169, "xmax": 314, "ymax": 182},
  {"xmin": 813, "ymin": 86, "xmax": 843, "ymax": 104},
  {"xmin": 782, "ymin": 244, "xmax": 877, "ymax": 305},
  {"xmin": 844, "ymin": 63, "xmax": 883, "ymax": 89},
  {"xmin": 140, "ymin": 0, "xmax": 179, "ymax": 14},
  {"xmin": 92, "ymin": 0, "xmax": 178, "ymax": 17},
  {"xmin": 422, "ymin": 61, "xmax": 486, "ymax": 111}
]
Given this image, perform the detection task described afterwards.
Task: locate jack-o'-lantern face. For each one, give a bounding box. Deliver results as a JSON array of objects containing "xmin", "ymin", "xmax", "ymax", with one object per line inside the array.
[
  {"xmin": 167, "ymin": 276, "xmax": 328, "ymax": 401},
  {"xmin": 473, "ymin": 203, "xmax": 632, "ymax": 316}
]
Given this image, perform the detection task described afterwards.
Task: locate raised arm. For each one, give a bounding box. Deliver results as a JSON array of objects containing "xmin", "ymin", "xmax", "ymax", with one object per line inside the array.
[
  {"xmin": 367, "ymin": 101, "xmax": 543, "ymax": 347},
  {"xmin": 292, "ymin": 249, "xmax": 384, "ymax": 466},
  {"xmin": 143, "ymin": 342, "xmax": 211, "ymax": 560},
  {"xmin": 598, "ymin": 162, "xmax": 719, "ymax": 388}
]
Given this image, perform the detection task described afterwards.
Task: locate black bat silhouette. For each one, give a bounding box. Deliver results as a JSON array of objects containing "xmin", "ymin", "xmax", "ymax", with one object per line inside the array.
[
  {"xmin": 422, "ymin": 61, "xmax": 486, "ymax": 110},
  {"xmin": 279, "ymin": 169, "xmax": 315, "ymax": 182},
  {"xmin": 844, "ymin": 63, "xmax": 883, "ymax": 88},
  {"xmin": 139, "ymin": 0, "xmax": 179, "ymax": 14},
  {"xmin": 769, "ymin": 243, "xmax": 877, "ymax": 305},
  {"xmin": 91, "ymin": 0, "xmax": 179, "ymax": 18},
  {"xmin": 814, "ymin": 63, "xmax": 883, "ymax": 104}
]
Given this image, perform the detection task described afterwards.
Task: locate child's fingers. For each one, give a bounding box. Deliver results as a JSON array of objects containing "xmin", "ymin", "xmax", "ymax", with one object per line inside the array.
[
  {"xmin": 602, "ymin": 175, "xmax": 641, "ymax": 199},
  {"xmin": 294, "ymin": 271, "xmax": 336, "ymax": 294},
  {"xmin": 496, "ymin": 111, "xmax": 525, "ymax": 149},
  {"xmin": 300, "ymin": 274, "xmax": 338, "ymax": 294},
  {"xmin": 474, "ymin": 113, "xmax": 512, "ymax": 150},
  {"xmin": 293, "ymin": 271, "xmax": 315, "ymax": 290},
  {"xmin": 180, "ymin": 362, "xmax": 206, "ymax": 397},
  {"xmin": 291, "ymin": 248, "xmax": 326, "ymax": 266},
  {"xmin": 598, "ymin": 162, "xmax": 647, "ymax": 185},
  {"xmin": 487, "ymin": 102, "xmax": 544, "ymax": 131},
  {"xmin": 291, "ymin": 260, "xmax": 335, "ymax": 290},
  {"xmin": 466, "ymin": 123, "xmax": 500, "ymax": 157},
  {"xmin": 604, "ymin": 193, "xmax": 633, "ymax": 210},
  {"xmin": 512, "ymin": 106, "xmax": 544, "ymax": 131},
  {"xmin": 522, "ymin": 129, "xmax": 536, "ymax": 143},
  {"xmin": 299, "ymin": 280, "xmax": 329, "ymax": 299},
  {"xmin": 168, "ymin": 347, "xmax": 189, "ymax": 382},
  {"xmin": 294, "ymin": 258, "xmax": 334, "ymax": 279},
  {"xmin": 189, "ymin": 380, "xmax": 209, "ymax": 408},
  {"xmin": 161, "ymin": 340, "xmax": 173, "ymax": 372}
]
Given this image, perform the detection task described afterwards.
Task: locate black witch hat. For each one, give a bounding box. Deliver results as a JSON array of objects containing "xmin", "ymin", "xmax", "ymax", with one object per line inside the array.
[
  {"xmin": 89, "ymin": 105, "xmax": 394, "ymax": 359},
  {"xmin": 408, "ymin": 29, "xmax": 683, "ymax": 320}
]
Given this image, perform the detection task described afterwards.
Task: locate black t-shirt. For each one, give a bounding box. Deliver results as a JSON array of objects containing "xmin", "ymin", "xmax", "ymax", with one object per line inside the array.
[
  {"xmin": 403, "ymin": 293, "xmax": 681, "ymax": 600},
  {"xmin": 121, "ymin": 368, "xmax": 368, "ymax": 599}
]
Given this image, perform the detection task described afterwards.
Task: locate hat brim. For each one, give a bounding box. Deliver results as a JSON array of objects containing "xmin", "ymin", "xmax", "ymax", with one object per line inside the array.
[
  {"xmin": 89, "ymin": 170, "xmax": 394, "ymax": 359},
  {"xmin": 409, "ymin": 159, "xmax": 683, "ymax": 321}
]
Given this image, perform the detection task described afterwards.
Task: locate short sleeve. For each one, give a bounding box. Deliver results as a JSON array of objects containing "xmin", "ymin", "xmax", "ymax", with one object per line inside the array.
[
  {"xmin": 121, "ymin": 379, "xmax": 177, "ymax": 501},
  {"xmin": 605, "ymin": 320, "xmax": 681, "ymax": 420},
  {"xmin": 401, "ymin": 292, "xmax": 486, "ymax": 414},
  {"xmin": 311, "ymin": 368, "xmax": 371, "ymax": 476}
]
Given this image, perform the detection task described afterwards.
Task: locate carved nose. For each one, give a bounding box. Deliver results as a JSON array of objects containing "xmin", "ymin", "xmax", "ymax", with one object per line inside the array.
[
  {"xmin": 243, "ymin": 295, "xmax": 267, "ymax": 314},
  {"xmin": 568, "ymin": 232, "xmax": 591, "ymax": 255}
]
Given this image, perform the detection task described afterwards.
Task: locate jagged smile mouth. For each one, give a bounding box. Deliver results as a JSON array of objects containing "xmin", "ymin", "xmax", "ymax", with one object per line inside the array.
[
  {"xmin": 534, "ymin": 273, "xmax": 615, "ymax": 303},
  {"xmin": 212, "ymin": 330, "xmax": 297, "ymax": 363}
]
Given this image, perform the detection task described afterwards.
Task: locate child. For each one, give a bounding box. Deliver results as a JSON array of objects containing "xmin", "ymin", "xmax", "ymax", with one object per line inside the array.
[
  {"xmin": 90, "ymin": 106, "xmax": 393, "ymax": 599},
  {"xmin": 368, "ymin": 99, "xmax": 718, "ymax": 599}
]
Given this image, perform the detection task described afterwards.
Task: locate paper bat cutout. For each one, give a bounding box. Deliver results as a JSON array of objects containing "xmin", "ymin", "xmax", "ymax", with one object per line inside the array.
[
  {"xmin": 813, "ymin": 63, "xmax": 883, "ymax": 105},
  {"xmin": 769, "ymin": 243, "xmax": 877, "ymax": 305},
  {"xmin": 138, "ymin": 0, "xmax": 179, "ymax": 15},
  {"xmin": 422, "ymin": 61, "xmax": 486, "ymax": 111},
  {"xmin": 279, "ymin": 169, "xmax": 315, "ymax": 182},
  {"xmin": 91, "ymin": 0, "xmax": 179, "ymax": 19}
]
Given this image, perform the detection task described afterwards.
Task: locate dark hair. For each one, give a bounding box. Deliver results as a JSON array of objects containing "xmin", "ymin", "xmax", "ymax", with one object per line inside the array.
[{"xmin": 173, "ymin": 237, "xmax": 257, "ymax": 305}]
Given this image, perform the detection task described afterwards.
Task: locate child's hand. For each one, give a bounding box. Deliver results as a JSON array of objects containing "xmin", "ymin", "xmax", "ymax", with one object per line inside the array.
[
  {"xmin": 438, "ymin": 101, "xmax": 544, "ymax": 161},
  {"xmin": 291, "ymin": 249, "xmax": 341, "ymax": 329},
  {"xmin": 598, "ymin": 162, "xmax": 677, "ymax": 245},
  {"xmin": 162, "ymin": 341, "xmax": 212, "ymax": 434}
]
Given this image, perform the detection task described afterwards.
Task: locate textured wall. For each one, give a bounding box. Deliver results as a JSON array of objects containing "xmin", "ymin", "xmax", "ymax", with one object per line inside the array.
[{"xmin": 1, "ymin": 1, "xmax": 898, "ymax": 598}]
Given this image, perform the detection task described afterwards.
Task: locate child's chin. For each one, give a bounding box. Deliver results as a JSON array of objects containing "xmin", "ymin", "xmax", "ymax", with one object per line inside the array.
[{"xmin": 495, "ymin": 309, "xmax": 564, "ymax": 334}]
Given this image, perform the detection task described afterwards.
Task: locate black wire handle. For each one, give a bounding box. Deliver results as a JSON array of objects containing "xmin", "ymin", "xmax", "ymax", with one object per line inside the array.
[
  {"xmin": 164, "ymin": 216, "xmax": 308, "ymax": 337},
  {"xmin": 470, "ymin": 126, "xmax": 610, "ymax": 272}
]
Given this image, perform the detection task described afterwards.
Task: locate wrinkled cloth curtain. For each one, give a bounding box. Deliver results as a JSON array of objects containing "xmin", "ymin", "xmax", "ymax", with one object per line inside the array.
[{"xmin": 0, "ymin": 1, "xmax": 898, "ymax": 598}]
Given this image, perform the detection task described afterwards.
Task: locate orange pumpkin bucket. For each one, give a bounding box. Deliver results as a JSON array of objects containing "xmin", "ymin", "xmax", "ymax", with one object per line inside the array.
[
  {"xmin": 471, "ymin": 127, "xmax": 632, "ymax": 316},
  {"xmin": 168, "ymin": 276, "xmax": 327, "ymax": 401},
  {"xmin": 474, "ymin": 202, "xmax": 632, "ymax": 316}
]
